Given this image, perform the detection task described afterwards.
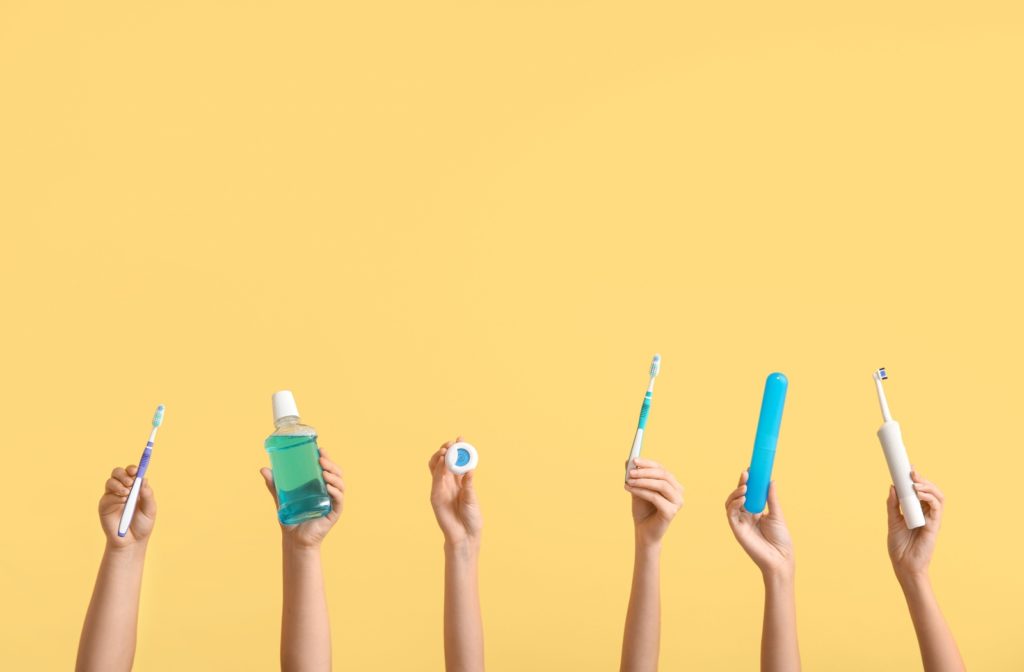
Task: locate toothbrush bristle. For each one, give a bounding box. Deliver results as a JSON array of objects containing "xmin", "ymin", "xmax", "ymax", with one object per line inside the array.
[
  {"xmin": 650, "ymin": 354, "xmax": 661, "ymax": 377},
  {"xmin": 152, "ymin": 404, "xmax": 165, "ymax": 427},
  {"xmin": 877, "ymin": 367, "xmax": 888, "ymax": 380}
]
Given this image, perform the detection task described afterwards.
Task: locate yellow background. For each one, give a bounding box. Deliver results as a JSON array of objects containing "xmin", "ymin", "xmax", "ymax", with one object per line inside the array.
[{"xmin": 1, "ymin": 1, "xmax": 1022, "ymax": 670}]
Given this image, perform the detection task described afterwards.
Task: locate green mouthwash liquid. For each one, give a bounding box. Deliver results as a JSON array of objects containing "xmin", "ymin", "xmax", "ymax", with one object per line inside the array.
[{"xmin": 265, "ymin": 391, "xmax": 331, "ymax": 525}]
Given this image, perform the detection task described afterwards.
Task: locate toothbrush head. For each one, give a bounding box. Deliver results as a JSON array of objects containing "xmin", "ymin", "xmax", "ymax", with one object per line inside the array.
[
  {"xmin": 152, "ymin": 404, "xmax": 165, "ymax": 427},
  {"xmin": 650, "ymin": 354, "xmax": 661, "ymax": 378},
  {"xmin": 875, "ymin": 367, "xmax": 888, "ymax": 382}
]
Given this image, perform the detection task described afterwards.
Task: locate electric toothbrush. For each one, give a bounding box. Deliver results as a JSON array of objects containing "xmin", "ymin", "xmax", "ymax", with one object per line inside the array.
[
  {"xmin": 117, "ymin": 405, "xmax": 165, "ymax": 537},
  {"xmin": 873, "ymin": 368, "xmax": 926, "ymax": 529},
  {"xmin": 745, "ymin": 373, "xmax": 788, "ymax": 514},
  {"xmin": 625, "ymin": 354, "xmax": 661, "ymax": 479}
]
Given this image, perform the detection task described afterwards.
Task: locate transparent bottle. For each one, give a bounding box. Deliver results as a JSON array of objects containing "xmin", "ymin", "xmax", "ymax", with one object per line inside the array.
[{"xmin": 264, "ymin": 391, "xmax": 331, "ymax": 524}]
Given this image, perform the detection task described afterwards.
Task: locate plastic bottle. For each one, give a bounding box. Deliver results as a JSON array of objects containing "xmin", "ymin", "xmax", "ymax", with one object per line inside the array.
[{"xmin": 264, "ymin": 391, "xmax": 331, "ymax": 524}]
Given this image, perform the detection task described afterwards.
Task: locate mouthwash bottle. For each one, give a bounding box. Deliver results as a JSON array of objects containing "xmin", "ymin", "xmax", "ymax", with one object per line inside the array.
[{"xmin": 265, "ymin": 391, "xmax": 331, "ymax": 524}]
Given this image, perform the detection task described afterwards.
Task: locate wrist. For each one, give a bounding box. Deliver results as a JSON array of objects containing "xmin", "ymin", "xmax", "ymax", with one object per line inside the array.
[
  {"xmin": 104, "ymin": 540, "xmax": 148, "ymax": 564},
  {"xmin": 444, "ymin": 537, "xmax": 481, "ymax": 561},
  {"xmin": 282, "ymin": 536, "xmax": 322, "ymax": 555},
  {"xmin": 762, "ymin": 563, "xmax": 796, "ymax": 588},
  {"xmin": 634, "ymin": 531, "xmax": 663, "ymax": 556},
  {"xmin": 896, "ymin": 568, "xmax": 931, "ymax": 595}
]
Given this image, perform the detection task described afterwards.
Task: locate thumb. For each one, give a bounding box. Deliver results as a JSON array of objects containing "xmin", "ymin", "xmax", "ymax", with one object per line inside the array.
[
  {"xmin": 138, "ymin": 478, "xmax": 157, "ymax": 517},
  {"xmin": 766, "ymin": 481, "xmax": 785, "ymax": 521},
  {"xmin": 260, "ymin": 468, "xmax": 278, "ymax": 505},
  {"xmin": 460, "ymin": 470, "xmax": 478, "ymax": 504},
  {"xmin": 886, "ymin": 485, "xmax": 902, "ymax": 527}
]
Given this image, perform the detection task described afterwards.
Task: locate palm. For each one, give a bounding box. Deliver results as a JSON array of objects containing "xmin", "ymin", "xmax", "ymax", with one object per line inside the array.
[
  {"xmin": 735, "ymin": 510, "xmax": 792, "ymax": 568},
  {"xmin": 281, "ymin": 507, "xmax": 340, "ymax": 547},
  {"xmin": 432, "ymin": 472, "xmax": 482, "ymax": 544},
  {"xmin": 99, "ymin": 494, "xmax": 154, "ymax": 546},
  {"xmin": 260, "ymin": 454, "xmax": 344, "ymax": 549},
  {"xmin": 631, "ymin": 495, "xmax": 669, "ymax": 543},
  {"xmin": 888, "ymin": 517, "xmax": 936, "ymax": 573}
]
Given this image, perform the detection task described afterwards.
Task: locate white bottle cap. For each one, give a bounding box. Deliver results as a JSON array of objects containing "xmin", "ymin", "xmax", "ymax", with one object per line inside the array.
[{"xmin": 272, "ymin": 390, "xmax": 300, "ymax": 422}]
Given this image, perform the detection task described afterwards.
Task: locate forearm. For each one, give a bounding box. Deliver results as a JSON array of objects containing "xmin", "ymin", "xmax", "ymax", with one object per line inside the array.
[
  {"xmin": 898, "ymin": 573, "xmax": 965, "ymax": 672},
  {"xmin": 76, "ymin": 544, "xmax": 148, "ymax": 672},
  {"xmin": 443, "ymin": 540, "xmax": 484, "ymax": 672},
  {"xmin": 619, "ymin": 539, "xmax": 662, "ymax": 672},
  {"xmin": 281, "ymin": 541, "xmax": 331, "ymax": 672},
  {"xmin": 761, "ymin": 569, "xmax": 800, "ymax": 672}
]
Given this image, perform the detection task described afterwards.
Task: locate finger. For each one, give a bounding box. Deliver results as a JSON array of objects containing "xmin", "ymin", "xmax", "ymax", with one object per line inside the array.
[
  {"xmin": 625, "ymin": 477, "xmax": 682, "ymax": 504},
  {"xmin": 138, "ymin": 478, "xmax": 157, "ymax": 517},
  {"xmin": 126, "ymin": 464, "xmax": 139, "ymax": 478},
  {"xmin": 430, "ymin": 440, "xmax": 457, "ymax": 475},
  {"xmin": 105, "ymin": 478, "xmax": 130, "ymax": 496},
  {"xmin": 259, "ymin": 468, "xmax": 279, "ymax": 505},
  {"xmin": 886, "ymin": 485, "xmax": 903, "ymax": 526},
  {"xmin": 912, "ymin": 478, "xmax": 945, "ymax": 503},
  {"xmin": 326, "ymin": 483, "xmax": 344, "ymax": 512},
  {"xmin": 737, "ymin": 470, "xmax": 749, "ymax": 487},
  {"xmin": 626, "ymin": 484, "xmax": 677, "ymax": 518},
  {"xmin": 629, "ymin": 465, "xmax": 683, "ymax": 492},
  {"xmin": 725, "ymin": 484, "xmax": 747, "ymax": 509},
  {"xmin": 460, "ymin": 470, "xmax": 478, "ymax": 504},
  {"xmin": 319, "ymin": 454, "xmax": 342, "ymax": 478},
  {"xmin": 428, "ymin": 449, "xmax": 444, "ymax": 472},
  {"xmin": 917, "ymin": 490, "xmax": 943, "ymax": 516},
  {"xmin": 766, "ymin": 481, "xmax": 785, "ymax": 521},
  {"xmin": 323, "ymin": 469, "xmax": 346, "ymax": 493},
  {"xmin": 627, "ymin": 467, "xmax": 670, "ymax": 481},
  {"xmin": 111, "ymin": 467, "xmax": 133, "ymax": 488},
  {"xmin": 632, "ymin": 457, "xmax": 662, "ymax": 470}
]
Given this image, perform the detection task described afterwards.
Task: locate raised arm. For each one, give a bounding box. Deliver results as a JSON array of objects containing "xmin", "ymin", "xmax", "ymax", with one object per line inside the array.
[
  {"xmin": 887, "ymin": 471, "xmax": 966, "ymax": 672},
  {"xmin": 428, "ymin": 438, "xmax": 484, "ymax": 672},
  {"xmin": 76, "ymin": 464, "xmax": 157, "ymax": 672},
  {"xmin": 725, "ymin": 471, "xmax": 801, "ymax": 672},
  {"xmin": 260, "ymin": 450, "xmax": 345, "ymax": 672},
  {"xmin": 619, "ymin": 457, "xmax": 684, "ymax": 672}
]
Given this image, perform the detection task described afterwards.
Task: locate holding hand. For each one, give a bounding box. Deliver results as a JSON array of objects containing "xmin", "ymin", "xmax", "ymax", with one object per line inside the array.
[
  {"xmin": 888, "ymin": 471, "xmax": 944, "ymax": 581},
  {"xmin": 99, "ymin": 465, "xmax": 156, "ymax": 547},
  {"xmin": 429, "ymin": 437, "xmax": 483, "ymax": 548},
  {"xmin": 725, "ymin": 471, "xmax": 794, "ymax": 578},
  {"xmin": 624, "ymin": 457, "xmax": 684, "ymax": 547},
  {"xmin": 260, "ymin": 450, "xmax": 345, "ymax": 549}
]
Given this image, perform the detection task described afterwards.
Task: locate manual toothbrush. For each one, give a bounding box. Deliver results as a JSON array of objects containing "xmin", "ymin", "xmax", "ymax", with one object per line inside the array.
[
  {"xmin": 625, "ymin": 354, "xmax": 661, "ymax": 479},
  {"xmin": 117, "ymin": 405, "xmax": 165, "ymax": 537}
]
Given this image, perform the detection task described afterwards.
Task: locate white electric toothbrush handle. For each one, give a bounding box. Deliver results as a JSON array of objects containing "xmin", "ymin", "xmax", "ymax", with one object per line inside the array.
[
  {"xmin": 117, "ymin": 478, "xmax": 144, "ymax": 537},
  {"xmin": 878, "ymin": 420, "xmax": 926, "ymax": 529}
]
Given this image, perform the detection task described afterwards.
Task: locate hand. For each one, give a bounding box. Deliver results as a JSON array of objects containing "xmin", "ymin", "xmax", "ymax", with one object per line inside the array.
[
  {"xmin": 260, "ymin": 450, "xmax": 345, "ymax": 550},
  {"xmin": 99, "ymin": 465, "xmax": 156, "ymax": 547},
  {"xmin": 428, "ymin": 438, "xmax": 482, "ymax": 547},
  {"xmin": 725, "ymin": 471, "xmax": 794, "ymax": 578},
  {"xmin": 624, "ymin": 457, "xmax": 683, "ymax": 547},
  {"xmin": 888, "ymin": 471, "xmax": 944, "ymax": 581}
]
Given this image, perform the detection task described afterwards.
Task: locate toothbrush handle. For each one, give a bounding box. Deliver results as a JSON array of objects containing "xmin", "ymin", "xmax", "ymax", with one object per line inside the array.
[
  {"xmin": 117, "ymin": 445, "xmax": 152, "ymax": 537},
  {"xmin": 625, "ymin": 393, "xmax": 653, "ymax": 479},
  {"xmin": 878, "ymin": 421, "xmax": 926, "ymax": 529},
  {"xmin": 637, "ymin": 393, "xmax": 652, "ymax": 430}
]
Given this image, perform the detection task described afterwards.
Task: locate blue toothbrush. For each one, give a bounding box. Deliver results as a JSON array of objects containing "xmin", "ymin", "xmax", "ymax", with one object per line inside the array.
[
  {"xmin": 745, "ymin": 373, "xmax": 788, "ymax": 514},
  {"xmin": 625, "ymin": 354, "xmax": 661, "ymax": 479},
  {"xmin": 117, "ymin": 405, "xmax": 165, "ymax": 537}
]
